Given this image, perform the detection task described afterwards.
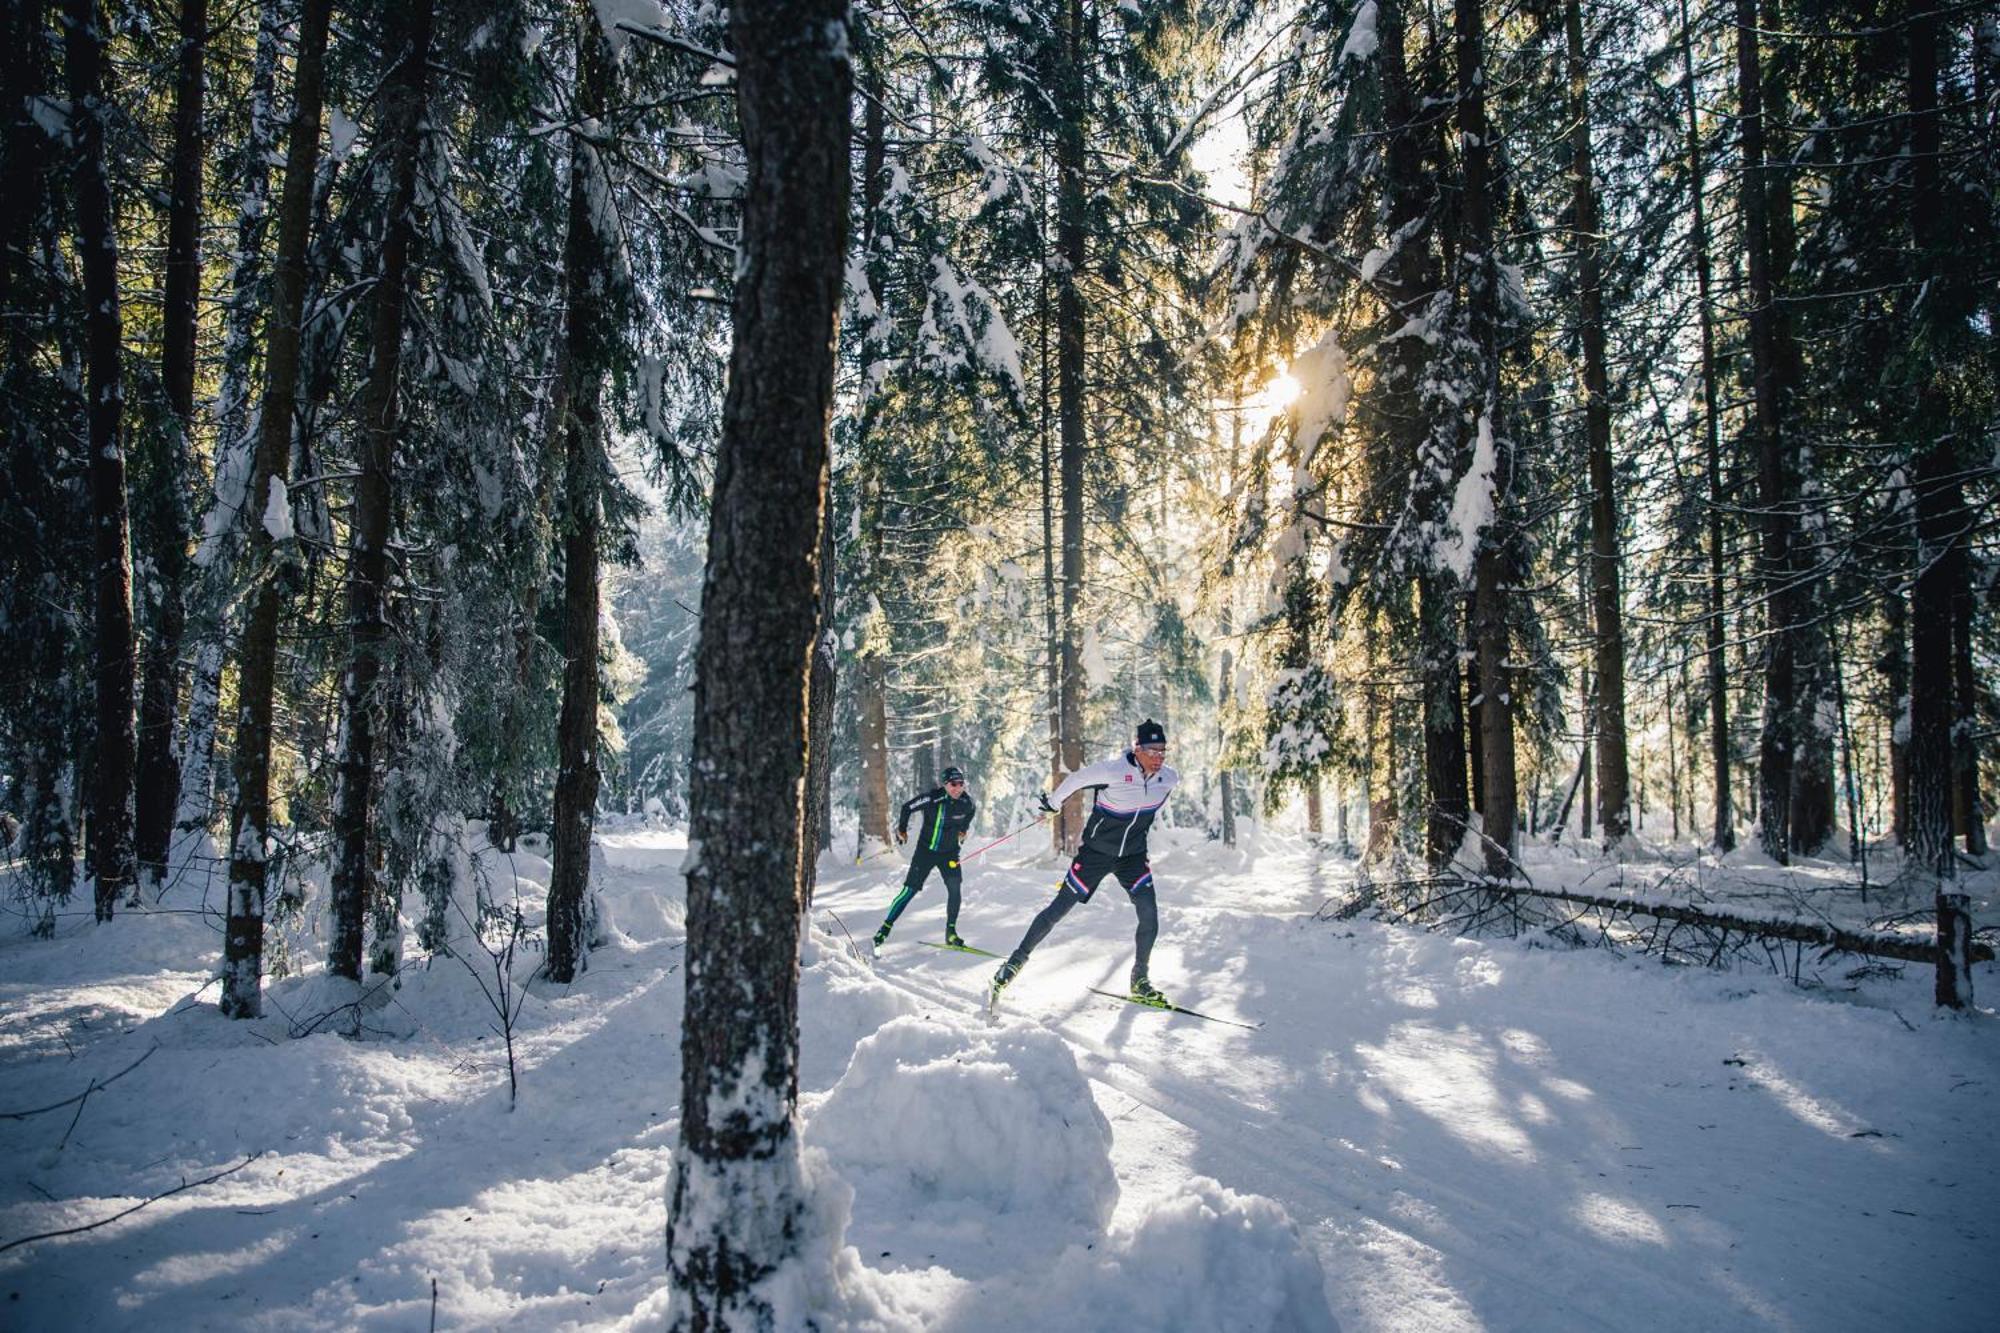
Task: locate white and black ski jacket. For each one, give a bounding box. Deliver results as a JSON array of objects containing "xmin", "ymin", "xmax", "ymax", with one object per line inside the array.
[{"xmin": 1048, "ymin": 752, "xmax": 1180, "ymax": 860}]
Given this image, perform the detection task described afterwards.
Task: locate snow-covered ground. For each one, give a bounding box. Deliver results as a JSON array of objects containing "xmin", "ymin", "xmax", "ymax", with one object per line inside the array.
[{"xmin": 2, "ymin": 826, "xmax": 1995, "ymax": 1330}]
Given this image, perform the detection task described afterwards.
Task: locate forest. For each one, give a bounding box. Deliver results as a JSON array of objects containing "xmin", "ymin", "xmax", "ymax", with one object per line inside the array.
[{"xmin": 1, "ymin": 0, "xmax": 1996, "ymax": 1328}]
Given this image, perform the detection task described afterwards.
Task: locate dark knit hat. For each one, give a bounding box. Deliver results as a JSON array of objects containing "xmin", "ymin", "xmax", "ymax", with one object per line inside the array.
[
  {"xmin": 1135, "ymin": 719, "xmax": 1167, "ymax": 747},
  {"xmin": 940, "ymin": 766, "xmax": 965, "ymax": 783}
]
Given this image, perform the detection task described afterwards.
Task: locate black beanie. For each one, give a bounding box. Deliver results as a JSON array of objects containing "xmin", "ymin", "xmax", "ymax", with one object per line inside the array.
[{"xmin": 1135, "ymin": 718, "xmax": 1166, "ymax": 747}]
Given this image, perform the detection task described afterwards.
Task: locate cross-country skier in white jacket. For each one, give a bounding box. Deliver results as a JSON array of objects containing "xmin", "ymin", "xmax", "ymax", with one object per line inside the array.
[{"xmin": 988, "ymin": 719, "xmax": 1178, "ymax": 1010}]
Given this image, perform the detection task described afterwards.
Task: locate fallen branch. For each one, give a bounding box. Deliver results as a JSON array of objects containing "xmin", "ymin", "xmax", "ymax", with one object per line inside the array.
[
  {"xmin": 1478, "ymin": 880, "xmax": 1994, "ymax": 966},
  {"xmin": 0, "ymin": 1152, "xmax": 264, "ymax": 1256}
]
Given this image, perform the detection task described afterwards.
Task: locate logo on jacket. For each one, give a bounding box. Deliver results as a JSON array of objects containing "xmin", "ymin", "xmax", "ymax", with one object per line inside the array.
[{"xmin": 1124, "ymin": 774, "xmax": 1133, "ymax": 782}]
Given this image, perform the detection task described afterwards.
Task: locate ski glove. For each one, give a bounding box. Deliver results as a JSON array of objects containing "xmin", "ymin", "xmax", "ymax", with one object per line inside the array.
[
  {"xmin": 895, "ymin": 828, "xmax": 908, "ymax": 845},
  {"xmin": 1038, "ymin": 792, "xmax": 1056, "ymax": 814}
]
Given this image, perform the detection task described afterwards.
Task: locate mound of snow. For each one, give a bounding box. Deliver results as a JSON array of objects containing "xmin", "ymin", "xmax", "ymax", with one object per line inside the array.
[
  {"xmin": 805, "ymin": 1016, "xmax": 1116, "ymax": 1242},
  {"xmin": 1034, "ymin": 1177, "xmax": 1339, "ymax": 1332}
]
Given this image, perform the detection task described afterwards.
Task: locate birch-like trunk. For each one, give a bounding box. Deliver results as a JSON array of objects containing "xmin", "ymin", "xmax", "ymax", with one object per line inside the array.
[{"xmin": 223, "ymin": 0, "xmax": 333, "ymax": 1018}]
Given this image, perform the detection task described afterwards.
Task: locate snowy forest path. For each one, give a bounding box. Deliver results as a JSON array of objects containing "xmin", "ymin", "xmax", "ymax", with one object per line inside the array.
[{"xmin": 811, "ymin": 835, "xmax": 1999, "ymax": 1333}]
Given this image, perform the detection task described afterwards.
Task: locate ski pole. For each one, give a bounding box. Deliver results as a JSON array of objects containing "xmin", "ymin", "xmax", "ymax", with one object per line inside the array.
[{"xmin": 960, "ymin": 814, "xmax": 1048, "ymax": 863}]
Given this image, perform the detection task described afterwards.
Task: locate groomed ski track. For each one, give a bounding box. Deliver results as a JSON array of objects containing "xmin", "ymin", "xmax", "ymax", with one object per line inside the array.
[{"xmin": 813, "ymin": 832, "xmax": 1998, "ymax": 1333}]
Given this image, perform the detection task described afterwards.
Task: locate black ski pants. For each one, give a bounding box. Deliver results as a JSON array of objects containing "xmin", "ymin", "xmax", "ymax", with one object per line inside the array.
[
  {"xmin": 1004, "ymin": 847, "xmax": 1157, "ymax": 981},
  {"xmin": 883, "ymin": 850, "xmax": 962, "ymax": 928}
]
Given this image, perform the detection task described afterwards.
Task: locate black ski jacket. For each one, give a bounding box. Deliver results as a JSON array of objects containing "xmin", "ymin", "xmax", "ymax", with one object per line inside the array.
[{"xmin": 899, "ymin": 787, "xmax": 976, "ymax": 857}]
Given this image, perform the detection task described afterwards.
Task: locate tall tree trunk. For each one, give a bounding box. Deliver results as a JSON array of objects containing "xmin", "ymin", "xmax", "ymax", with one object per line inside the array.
[
  {"xmin": 805, "ymin": 505, "xmax": 837, "ymax": 867},
  {"xmin": 851, "ymin": 86, "xmax": 890, "ymax": 859},
  {"xmin": 1455, "ymin": 0, "xmax": 1517, "ymax": 878},
  {"xmin": 1906, "ymin": 2, "xmax": 1967, "ymax": 1006},
  {"xmin": 547, "ymin": 14, "xmax": 617, "ymax": 985},
  {"xmin": 1737, "ymin": 0, "xmax": 1799, "ymax": 864},
  {"xmin": 223, "ymin": 0, "xmax": 333, "ymax": 1018},
  {"xmin": 1566, "ymin": 0, "xmax": 1630, "ymax": 846},
  {"xmin": 329, "ymin": 0, "xmax": 433, "ymax": 983},
  {"xmin": 666, "ymin": 0, "xmax": 850, "ymax": 1319},
  {"xmin": 174, "ymin": 0, "xmax": 284, "ymax": 870},
  {"xmin": 67, "ymin": 0, "xmax": 138, "ymax": 921},
  {"xmin": 856, "ymin": 650, "xmax": 890, "ymax": 850},
  {"xmin": 134, "ymin": 0, "xmax": 207, "ymax": 889},
  {"xmin": 1054, "ymin": 0, "xmax": 1089, "ymax": 853},
  {"xmin": 1680, "ymin": 0, "xmax": 1734, "ymax": 851},
  {"xmin": 1040, "ymin": 183, "xmax": 1066, "ymax": 851},
  {"xmin": 1217, "ymin": 627, "xmax": 1236, "ymax": 848},
  {"xmin": 672, "ymin": 0, "xmax": 852, "ymax": 1304}
]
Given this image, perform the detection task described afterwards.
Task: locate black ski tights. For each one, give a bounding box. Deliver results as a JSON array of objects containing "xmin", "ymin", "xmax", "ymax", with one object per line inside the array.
[{"xmin": 1004, "ymin": 882, "xmax": 1158, "ymax": 982}]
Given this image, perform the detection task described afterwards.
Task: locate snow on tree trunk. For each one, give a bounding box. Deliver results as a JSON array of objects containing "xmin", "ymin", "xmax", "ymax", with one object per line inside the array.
[
  {"xmin": 665, "ymin": 0, "xmax": 851, "ymax": 1322},
  {"xmin": 548, "ymin": 14, "xmax": 617, "ymax": 986},
  {"xmin": 67, "ymin": 0, "xmax": 138, "ymax": 922},
  {"xmin": 172, "ymin": 0, "xmax": 283, "ymax": 888},
  {"xmin": 329, "ymin": 0, "xmax": 433, "ymax": 983},
  {"xmin": 223, "ymin": 0, "xmax": 333, "ymax": 1019}
]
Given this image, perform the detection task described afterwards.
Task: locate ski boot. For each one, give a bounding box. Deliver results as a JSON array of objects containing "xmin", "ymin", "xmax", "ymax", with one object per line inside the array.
[
  {"xmin": 985, "ymin": 959, "xmax": 1020, "ymax": 1018},
  {"xmin": 945, "ymin": 925, "xmax": 966, "ymax": 950},
  {"xmin": 1129, "ymin": 975, "xmax": 1171, "ymax": 1009}
]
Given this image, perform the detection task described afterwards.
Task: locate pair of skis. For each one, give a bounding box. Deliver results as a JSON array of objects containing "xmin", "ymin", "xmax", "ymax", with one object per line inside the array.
[
  {"xmin": 829, "ymin": 910, "xmax": 1258, "ymax": 1029},
  {"xmin": 984, "ymin": 979, "xmax": 1261, "ymax": 1030}
]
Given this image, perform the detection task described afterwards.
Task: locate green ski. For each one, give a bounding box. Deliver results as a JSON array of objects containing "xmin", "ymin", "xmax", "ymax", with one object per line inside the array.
[
  {"xmin": 1085, "ymin": 987, "xmax": 1262, "ymax": 1029},
  {"xmin": 919, "ymin": 940, "xmax": 1002, "ymax": 959}
]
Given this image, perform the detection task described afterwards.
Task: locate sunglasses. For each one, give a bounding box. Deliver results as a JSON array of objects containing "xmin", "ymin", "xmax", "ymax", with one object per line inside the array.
[{"xmin": 1137, "ymin": 744, "xmax": 1166, "ymax": 755}]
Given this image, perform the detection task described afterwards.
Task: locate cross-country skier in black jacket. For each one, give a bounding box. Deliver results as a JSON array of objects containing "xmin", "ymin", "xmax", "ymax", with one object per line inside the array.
[
  {"xmin": 873, "ymin": 767, "xmax": 976, "ymax": 948},
  {"xmin": 988, "ymin": 719, "xmax": 1179, "ymax": 1012}
]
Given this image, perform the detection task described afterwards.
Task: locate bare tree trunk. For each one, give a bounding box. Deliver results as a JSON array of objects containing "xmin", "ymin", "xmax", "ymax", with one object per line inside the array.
[
  {"xmin": 134, "ymin": 0, "xmax": 207, "ymax": 890},
  {"xmin": 1680, "ymin": 0, "xmax": 1734, "ymax": 852},
  {"xmin": 67, "ymin": 0, "xmax": 138, "ymax": 921},
  {"xmin": 1453, "ymin": 0, "xmax": 1517, "ymax": 878},
  {"xmin": 224, "ymin": 0, "xmax": 333, "ymax": 1018},
  {"xmin": 1906, "ymin": 0, "xmax": 1968, "ymax": 1006},
  {"xmin": 1738, "ymin": 0, "xmax": 1799, "ymax": 864},
  {"xmin": 1054, "ymin": 0, "xmax": 1089, "ymax": 854},
  {"xmin": 328, "ymin": 0, "xmax": 433, "ymax": 982},
  {"xmin": 547, "ymin": 14, "xmax": 617, "ymax": 985},
  {"xmin": 1566, "ymin": 0, "xmax": 1629, "ymax": 846},
  {"xmin": 666, "ymin": 0, "xmax": 850, "ymax": 1319}
]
